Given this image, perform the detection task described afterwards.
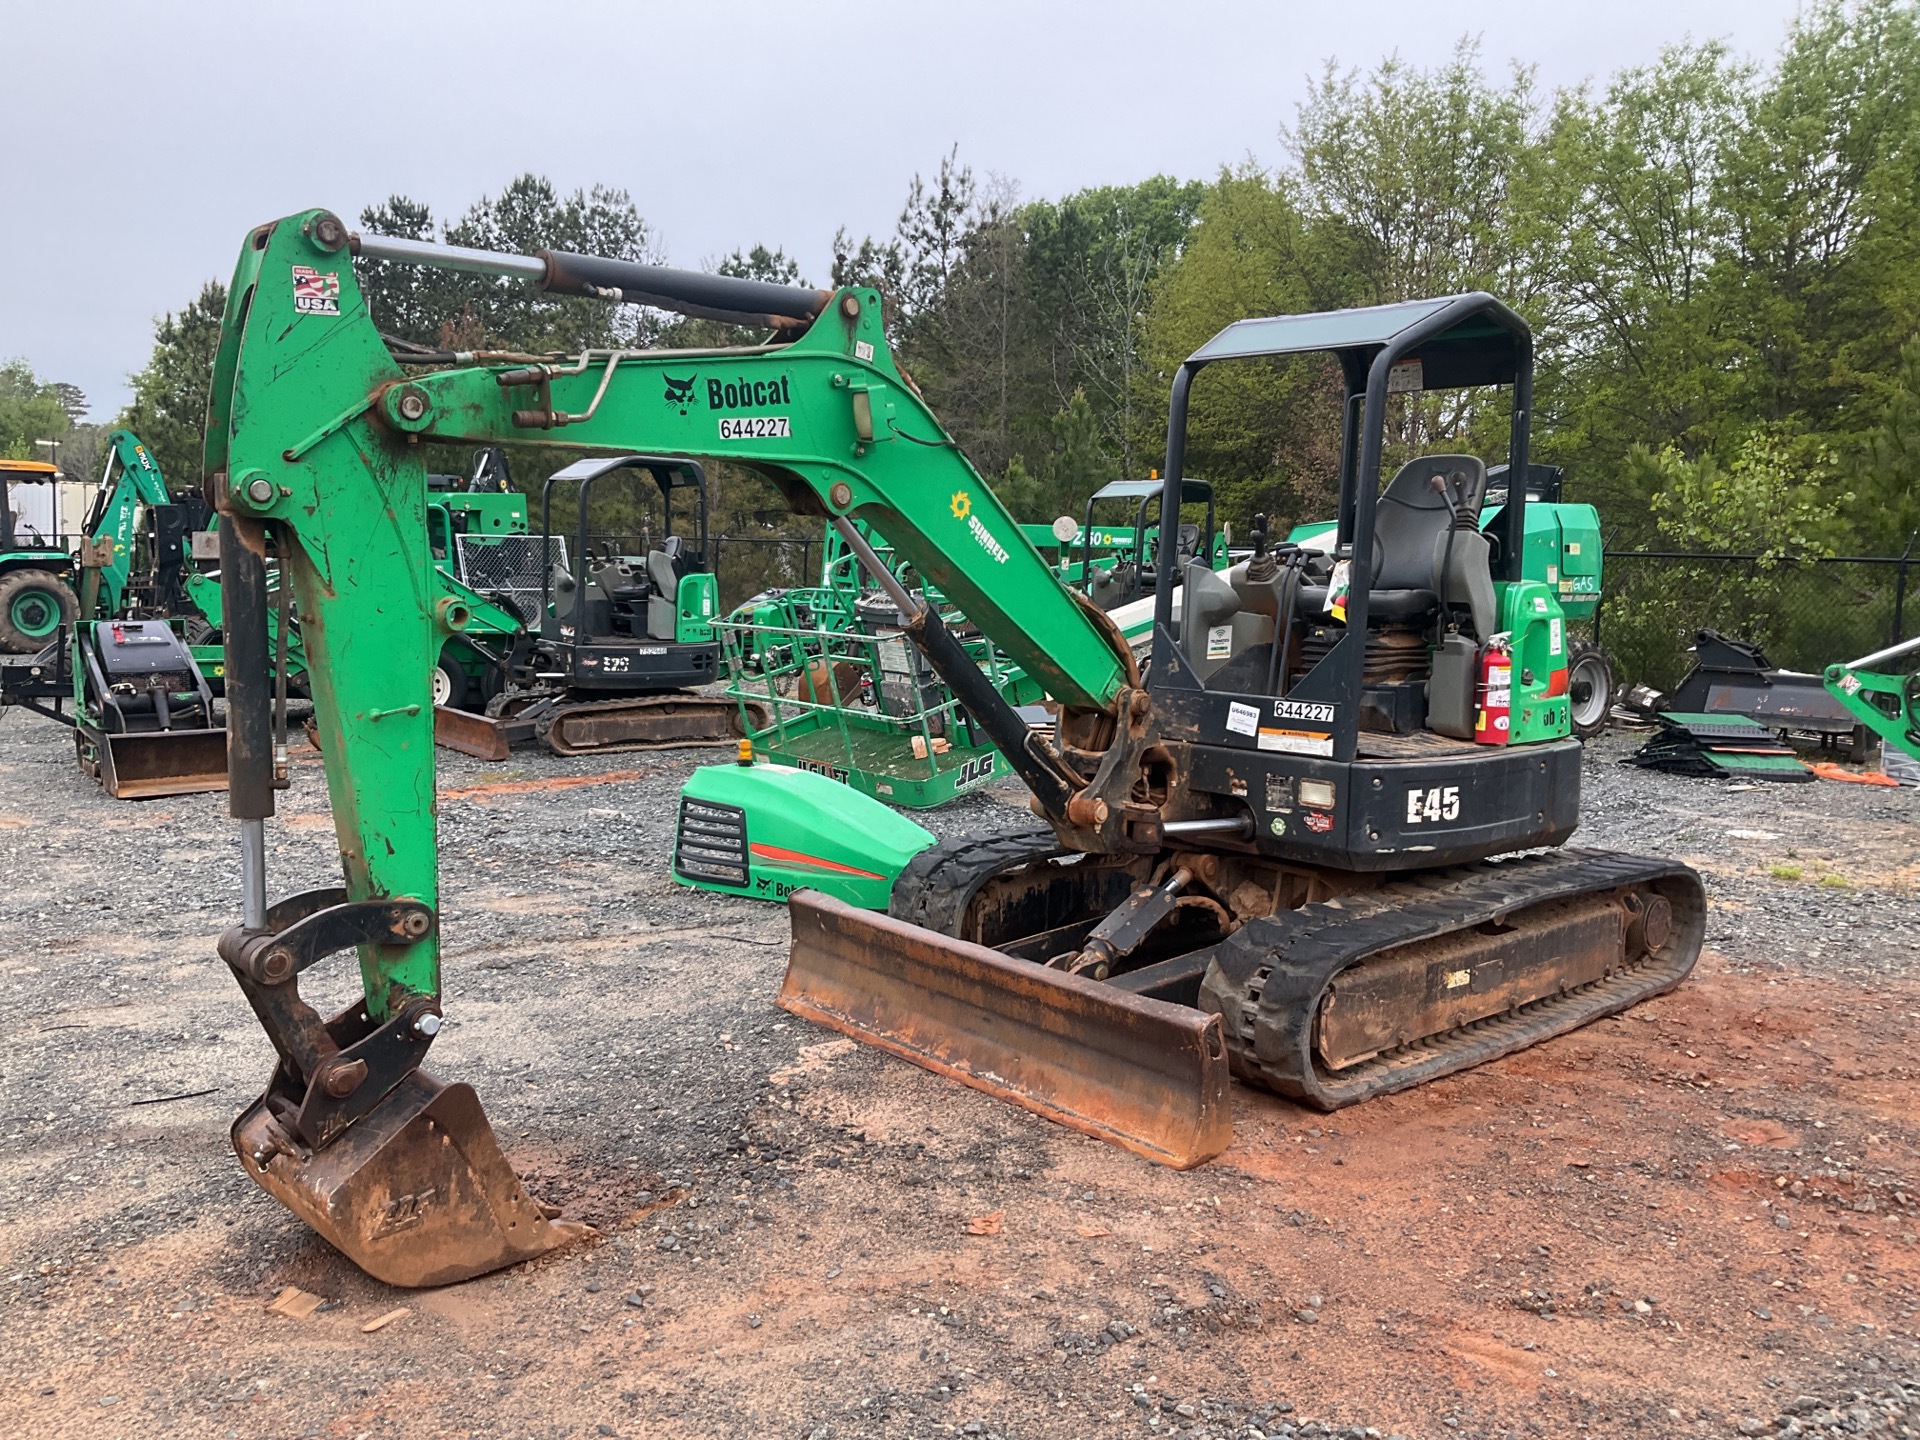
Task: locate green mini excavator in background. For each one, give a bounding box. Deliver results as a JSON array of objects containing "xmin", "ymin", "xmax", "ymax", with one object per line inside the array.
[
  {"xmin": 201, "ymin": 210, "xmax": 1704, "ymax": 1288},
  {"xmin": 0, "ymin": 430, "xmax": 232, "ymax": 796}
]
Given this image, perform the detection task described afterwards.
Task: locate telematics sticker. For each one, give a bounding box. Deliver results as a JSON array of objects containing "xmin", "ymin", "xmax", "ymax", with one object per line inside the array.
[
  {"xmin": 1207, "ymin": 624, "xmax": 1234, "ymax": 660},
  {"xmin": 718, "ymin": 416, "xmax": 791, "ymax": 439},
  {"xmin": 1225, "ymin": 701, "xmax": 1259, "ymax": 737},
  {"xmin": 292, "ymin": 266, "xmax": 340, "ymax": 315}
]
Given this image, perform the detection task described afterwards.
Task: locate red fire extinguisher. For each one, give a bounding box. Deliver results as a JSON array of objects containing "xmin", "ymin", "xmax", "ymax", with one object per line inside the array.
[{"xmin": 1475, "ymin": 635, "xmax": 1513, "ymax": 746}]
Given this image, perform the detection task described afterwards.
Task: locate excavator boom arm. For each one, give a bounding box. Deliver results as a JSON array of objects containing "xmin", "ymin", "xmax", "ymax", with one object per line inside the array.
[
  {"xmin": 198, "ymin": 209, "xmax": 1145, "ymax": 1285},
  {"xmin": 85, "ymin": 429, "xmax": 177, "ymax": 614}
]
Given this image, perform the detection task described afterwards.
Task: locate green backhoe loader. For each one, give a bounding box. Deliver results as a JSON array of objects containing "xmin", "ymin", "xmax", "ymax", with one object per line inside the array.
[{"xmin": 199, "ymin": 210, "xmax": 1703, "ymax": 1289}]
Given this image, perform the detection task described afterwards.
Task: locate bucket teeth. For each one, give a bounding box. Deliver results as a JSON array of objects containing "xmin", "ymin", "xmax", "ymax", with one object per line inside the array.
[{"xmin": 232, "ymin": 1070, "xmax": 590, "ymax": 1288}]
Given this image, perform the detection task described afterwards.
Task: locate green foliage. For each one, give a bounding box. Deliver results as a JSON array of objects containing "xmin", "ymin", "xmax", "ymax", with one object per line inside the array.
[
  {"xmin": 1848, "ymin": 332, "xmax": 1920, "ymax": 550},
  {"xmin": 358, "ymin": 176, "xmax": 661, "ymax": 352},
  {"xmin": 995, "ymin": 390, "xmax": 1120, "ymax": 523},
  {"xmin": 110, "ymin": 3, "xmax": 1920, "ymax": 622},
  {"xmin": 0, "ymin": 360, "xmax": 73, "ymax": 462},
  {"xmin": 1023, "ymin": 177, "xmax": 1205, "ymax": 473},
  {"xmin": 717, "ymin": 245, "xmax": 808, "ymax": 287},
  {"xmin": 120, "ymin": 281, "xmax": 227, "ymax": 486},
  {"xmin": 1287, "ymin": 39, "xmax": 1545, "ymax": 305},
  {"xmin": 1599, "ymin": 436, "xmax": 1864, "ymax": 689},
  {"xmin": 1140, "ymin": 168, "xmax": 1346, "ymax": 529},
  {"xmin": 1635, "ymin": 434, "xmax": 1851, "ymax": 560}
]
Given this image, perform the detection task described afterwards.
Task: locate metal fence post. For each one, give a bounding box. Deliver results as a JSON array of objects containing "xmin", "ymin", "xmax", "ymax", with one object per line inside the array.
[
  {"xmin": 1894, "ymin": 530, "xmax": 1918, "ymax": 647},
  {"xmin": 1593, "ymin": 558, "xmax": 1606, "ymax": 647}
]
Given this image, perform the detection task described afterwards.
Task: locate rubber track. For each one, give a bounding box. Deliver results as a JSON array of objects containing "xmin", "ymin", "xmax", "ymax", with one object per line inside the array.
[
  {"xmin": 543, "ymin": 696, "xmax": 751, "ymax": 756},
  {"xmin": 889, "ymin": 825, "xmax": 1065, "ymax": 935},
  {"xmin": 1198, "ymin": 847, "xmax": 1706, "ymax": 1110}
]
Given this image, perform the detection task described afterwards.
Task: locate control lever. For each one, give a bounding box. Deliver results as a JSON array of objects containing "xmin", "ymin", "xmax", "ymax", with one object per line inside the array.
[{"xmin": 1431, "ymin": 471, "xmax": 1465, "ymax": 644}]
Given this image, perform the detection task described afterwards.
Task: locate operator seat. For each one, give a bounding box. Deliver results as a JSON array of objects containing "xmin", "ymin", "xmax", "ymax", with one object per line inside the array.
[
  {"xmin": 1301, "ymin": 455, "xmax": 1495, "ymax": 638},
  {"xmin": 645, "ymin": 550, "xmax": 679, "ymax": 640}
]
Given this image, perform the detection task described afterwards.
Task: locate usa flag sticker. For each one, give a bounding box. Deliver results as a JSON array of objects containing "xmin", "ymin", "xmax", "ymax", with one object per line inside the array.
[{"xmin": 291, "ymin": 265, "xmax": 340, "ymax": 316}]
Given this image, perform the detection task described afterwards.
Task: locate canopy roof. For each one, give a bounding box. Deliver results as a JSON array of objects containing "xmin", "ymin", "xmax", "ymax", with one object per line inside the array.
[
  {"xmin": 1187, "ymin": 294, "xmax": 1526, "ymax": 391},
  {"xmin": 1091, "ymin": 477, "xmax": 1212, "ymax": 504}
]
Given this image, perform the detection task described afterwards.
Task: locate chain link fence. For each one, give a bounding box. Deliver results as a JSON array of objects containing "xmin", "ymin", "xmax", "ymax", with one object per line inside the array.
[
  {"xmin": 453, "ymin": 534, "xmax": 569, "ymax": 626},
  {"xmin": 712, "ymin": 535, "xmax": 819, "ymax": 611},
  {"xmin": 1593, "ymin": 549, "xmax": 1920, "ymax": 693}
]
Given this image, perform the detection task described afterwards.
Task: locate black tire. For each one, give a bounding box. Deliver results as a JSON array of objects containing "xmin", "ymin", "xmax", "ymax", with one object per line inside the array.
[
  {"xmin": 1566, "ymin": 639, "xmax": 1614, "ymax": 740},
  {"xmin": 0, "ymin": 569, "xmax": 76, "ymax": 654},
  {"xmin": 433, "ymin": 651, "xmax": 472, "ymax": 710}
]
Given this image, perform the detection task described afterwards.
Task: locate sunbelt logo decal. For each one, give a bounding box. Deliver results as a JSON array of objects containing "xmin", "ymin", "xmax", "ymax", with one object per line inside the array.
[{"xmin": 950, "ymin": 491, "xmax": 1007, "ymax": 564}]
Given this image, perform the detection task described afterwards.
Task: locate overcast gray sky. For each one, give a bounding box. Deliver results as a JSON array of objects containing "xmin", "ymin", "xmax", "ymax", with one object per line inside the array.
[{"xmin": 2, "ymin": 0, "xmax": 1808, "ymax": 420}]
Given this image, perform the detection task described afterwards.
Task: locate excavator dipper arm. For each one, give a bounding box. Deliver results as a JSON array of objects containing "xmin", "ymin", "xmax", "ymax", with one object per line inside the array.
[{"xmin": 202, "ymin": 209, "xmax": 1169, "ymax": 1284}]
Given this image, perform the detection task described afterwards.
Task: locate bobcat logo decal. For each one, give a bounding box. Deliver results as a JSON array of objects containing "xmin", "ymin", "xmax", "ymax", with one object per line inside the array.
[{"xmin": 663, "ymin": 374, "xmax": 698, "ymax": 414}]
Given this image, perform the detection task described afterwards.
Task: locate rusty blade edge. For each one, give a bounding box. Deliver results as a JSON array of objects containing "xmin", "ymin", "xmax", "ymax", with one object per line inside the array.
[
  {"xmin": 775, "ymin": 989, "xmax": 1224, "ymax": 1170},
  {"xmin": 433, "ymin": 706, "xmax": 511, "ymax": 761},
  {"xmin": 781, "ymin": 893, "xmax": 1232, "ymax": 1168}
]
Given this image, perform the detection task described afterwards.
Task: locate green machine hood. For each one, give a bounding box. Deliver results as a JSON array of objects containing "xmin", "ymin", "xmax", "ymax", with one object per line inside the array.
[{"xmin": 673, "ymin": 760, "xmax": 937, "ymax": 910}]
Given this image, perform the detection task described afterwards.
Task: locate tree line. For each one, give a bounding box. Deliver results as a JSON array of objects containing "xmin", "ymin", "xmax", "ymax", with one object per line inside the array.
[{"xmin": 30, "ymin": 0, "xmax": 1919, "ymax": 566}]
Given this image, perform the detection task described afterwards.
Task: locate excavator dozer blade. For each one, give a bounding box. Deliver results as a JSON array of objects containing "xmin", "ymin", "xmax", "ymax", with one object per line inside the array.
[
  {"xmin": 80, "ymin": 723, "xmax": 229, "ymax": 799},
  {"xmin": 433, "ymin": 704, "xmax": 513, "ymax": 761},
  {"xmin": 231, "ymin": 1069, "xmax": 591, "ymax": 1288},
  {"xmin": 781, "ymin": 892, "xmax": 1232, "ymax": 1169}
]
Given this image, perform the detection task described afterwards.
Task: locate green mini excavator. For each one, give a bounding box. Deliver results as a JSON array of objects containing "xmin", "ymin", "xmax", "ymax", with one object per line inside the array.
[{"xmin": 202, "ymin": 211, "xmax": 1704, "ymax": 1287}]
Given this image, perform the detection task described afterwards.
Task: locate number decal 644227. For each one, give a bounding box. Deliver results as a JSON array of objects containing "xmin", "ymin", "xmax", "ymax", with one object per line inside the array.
[{"xmin": 1405, "ymin": 785, "xmax": 1461, "ymax": 825}]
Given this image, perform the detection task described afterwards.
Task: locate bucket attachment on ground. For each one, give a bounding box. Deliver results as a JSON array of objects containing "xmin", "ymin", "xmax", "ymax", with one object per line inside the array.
[
  {"xmin": 219, "ymin": 888, "xmax": 589, "ymax": 1287},
  {"xmin": 232, "ymin": 1070, "xmax": 589, "ymax": 1288},
  {"xmin": 780, "ymin": 891, "xmax": 1232, "ymax": 1168},
  {"xmin": 77, "ymin": 722, "xmax": 229, "ymax": 798}
]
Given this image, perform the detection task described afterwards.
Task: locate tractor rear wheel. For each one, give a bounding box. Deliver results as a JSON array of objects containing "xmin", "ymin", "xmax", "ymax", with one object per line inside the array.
[
  {"xmin": 434, "ymin": 651, "xmax": 473, "ymax": 711},
  {"xmin": 1567, "ymin": 639, "xmax": 1615, "ymax": 740},
  {"xmin": 0, "ymin": 569, "xmax": 76, "ymax": 653}
]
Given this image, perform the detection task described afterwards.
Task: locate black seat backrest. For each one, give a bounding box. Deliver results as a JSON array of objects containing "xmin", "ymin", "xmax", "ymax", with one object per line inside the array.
[{"xmin": 1370, "ymin": 455, "xmax": 1489, "ymax": 590}]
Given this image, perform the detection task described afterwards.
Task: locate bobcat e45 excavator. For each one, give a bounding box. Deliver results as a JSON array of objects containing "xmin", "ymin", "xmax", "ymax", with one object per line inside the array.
[{"xmin": 203, "ymin": 210, "xmax": 1703, "ymax": 1287}]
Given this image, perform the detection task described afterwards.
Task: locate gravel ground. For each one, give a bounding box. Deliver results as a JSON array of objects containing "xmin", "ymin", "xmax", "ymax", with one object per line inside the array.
[{"xmin": 0, "ymin": 710, "xmax": 1917, "ymax": 1439}]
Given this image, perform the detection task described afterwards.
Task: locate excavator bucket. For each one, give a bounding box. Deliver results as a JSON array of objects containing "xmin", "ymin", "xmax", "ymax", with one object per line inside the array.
[
  {"xmin": 76, "ymin": 723, "xmax": 229, "ymax": 799},
  {"xmin": 231, "ymin": 1070, "xmax": 591, "ymax": 1289},
  {"xmin": 781, "ymin": 892, "xmax": 1232, "ymax": 1169}
]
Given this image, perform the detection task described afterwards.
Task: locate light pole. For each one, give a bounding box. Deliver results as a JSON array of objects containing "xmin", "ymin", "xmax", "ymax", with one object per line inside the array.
[{"xmin": 32, "ymin": 437, "xmax": 60, "ymax": 472}]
